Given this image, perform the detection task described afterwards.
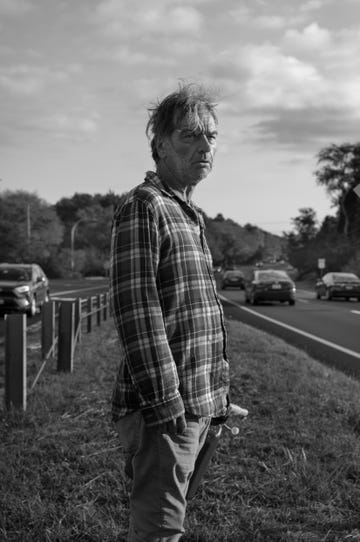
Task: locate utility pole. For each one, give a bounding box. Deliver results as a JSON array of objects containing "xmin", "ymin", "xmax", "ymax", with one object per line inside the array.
[{"xmin": 26, "ymin": 204, "xmax": 31, "ymax": 242}]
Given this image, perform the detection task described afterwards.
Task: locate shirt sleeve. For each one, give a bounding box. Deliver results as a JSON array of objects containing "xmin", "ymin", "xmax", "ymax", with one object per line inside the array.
[{"xmin": 110, "ymin": 197, "xmax": 185, "ymax": 426}]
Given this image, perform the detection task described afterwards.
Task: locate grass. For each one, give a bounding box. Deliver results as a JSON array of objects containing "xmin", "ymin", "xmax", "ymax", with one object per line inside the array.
[{"xmin": 1, "ymin": 316, "xmax": 360, "ymax": 541}]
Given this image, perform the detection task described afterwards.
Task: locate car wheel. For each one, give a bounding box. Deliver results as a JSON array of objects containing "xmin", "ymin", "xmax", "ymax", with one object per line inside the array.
[
  {"xmin": 316, "ymin": 291, "xmax": 321, "ymax": 299},
  {"xmin": 325, "ymin": 288, "xmax": 332, "ymax": 301},
  {"xmin": 28, "ymin": 297, "xmax": 37, "ymax": 317},
  {"xmin": 289, "ymin": 299, "xmax": 295, "ymax": 306}
]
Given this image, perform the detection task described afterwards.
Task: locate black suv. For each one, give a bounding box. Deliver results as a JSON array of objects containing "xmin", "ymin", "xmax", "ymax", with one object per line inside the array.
[{"xmin": 0, "ymin": 263, "xmax": 50, "ymax": 316}]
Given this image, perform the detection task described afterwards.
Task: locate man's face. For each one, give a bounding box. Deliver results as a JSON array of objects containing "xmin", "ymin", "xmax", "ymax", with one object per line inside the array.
[{"xmin": 160, "ymin": 109, "xmax": 218, "ymax": 188}]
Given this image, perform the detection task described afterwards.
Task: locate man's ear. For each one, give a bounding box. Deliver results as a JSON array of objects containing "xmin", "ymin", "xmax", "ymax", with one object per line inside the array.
[{"xmin": 156, "ymin": 136, "xmax": 170, "ymax": 159}]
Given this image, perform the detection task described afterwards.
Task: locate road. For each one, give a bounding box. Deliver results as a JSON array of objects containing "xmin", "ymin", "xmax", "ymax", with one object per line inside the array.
[
  {"xmin": 220, "ymin": 285, "xmax": 360, "ymax": 379},
  {"xmin": 0, "ymin": 278, "xmax": 109, "ymax": 340}
]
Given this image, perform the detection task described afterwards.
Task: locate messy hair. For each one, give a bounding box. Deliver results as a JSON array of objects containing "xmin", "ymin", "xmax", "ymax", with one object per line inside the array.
[{"xmin": 146, "ymin": 83, "xmax": 219, "ymax": 163}]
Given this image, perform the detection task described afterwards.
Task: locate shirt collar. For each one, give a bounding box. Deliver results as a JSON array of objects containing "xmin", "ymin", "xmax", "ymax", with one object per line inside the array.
[
  {"xmin": 144, "ymin": 171, "xmax": 175, "ymax": 198},
  {"xmin": 144, "ymin": 171, "xmax": 205, "ymax": 229}
]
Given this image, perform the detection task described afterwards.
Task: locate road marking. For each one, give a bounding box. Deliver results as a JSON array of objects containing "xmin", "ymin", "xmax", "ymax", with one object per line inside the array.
[
  {"xmin": 351, "ymin": 310, "xmax": 360, "ymax": 315},
  {"xmin": 52, "ymin": 285, "xmax": 108, "ymax": 296},
  {"xmin": 219, "ymin": 294, "xmax": 360, "ymax": 360}
]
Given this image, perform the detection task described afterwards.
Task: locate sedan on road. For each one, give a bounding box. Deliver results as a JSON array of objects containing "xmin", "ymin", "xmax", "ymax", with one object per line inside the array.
[
  {"xmin": 0, "ymin": 263, "xmax": 50, "ymax": 316},
  {"xmin": 245, "ymin": 269, "xmax": 296, "ymax": 306},
  {"xmin": 315, "ymin": 272, "xmax": 360, "ymax": 301},
  {"xmin": 221, "ymin": 269, "xmax": 245, "ymax": 290}
]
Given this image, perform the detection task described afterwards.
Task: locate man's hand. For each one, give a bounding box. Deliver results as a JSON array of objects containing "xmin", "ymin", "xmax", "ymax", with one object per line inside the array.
[{"xmin": 156, "ymin": 414, "xmax": 187, "ymax": 435}]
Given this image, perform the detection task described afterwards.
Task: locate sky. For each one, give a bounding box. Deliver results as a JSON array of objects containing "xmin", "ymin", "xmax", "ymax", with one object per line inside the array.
[{"xmin": 1, "ymin": 0, "xmax": 360, "ymax": 235}]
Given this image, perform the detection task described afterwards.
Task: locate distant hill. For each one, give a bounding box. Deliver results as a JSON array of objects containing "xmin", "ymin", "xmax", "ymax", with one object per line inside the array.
[{"xmin": 203, "ymin": 213, "xmax": 288, "ymax": 268}]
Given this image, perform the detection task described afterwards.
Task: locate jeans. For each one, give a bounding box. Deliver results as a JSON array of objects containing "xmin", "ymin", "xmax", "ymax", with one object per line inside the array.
[{"xmin": 115, "ymin": 411, "xmax": 211, "ymax": 542}]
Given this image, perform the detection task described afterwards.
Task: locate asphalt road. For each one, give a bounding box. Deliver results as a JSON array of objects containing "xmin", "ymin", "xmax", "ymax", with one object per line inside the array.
[{"xmin": 220, "ymin": 285, "xmax": 360, "ymax": 379}]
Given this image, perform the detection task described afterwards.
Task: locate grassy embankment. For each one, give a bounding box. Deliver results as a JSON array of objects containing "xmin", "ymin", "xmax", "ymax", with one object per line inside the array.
[{"xmin": 1, "ymin": 316, "xmax": 360, "ymax": 542}]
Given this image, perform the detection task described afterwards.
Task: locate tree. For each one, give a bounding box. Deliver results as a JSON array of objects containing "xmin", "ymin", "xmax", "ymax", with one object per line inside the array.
[
  {"xmin": 290, "ymin": 207, "xmax": 318, "ymax": 246},
  {"xmin": 0, "ymin": 191, "xmax": 64, "ymax": 275},
  {"xmin": 314, "ymin": 143, "xmax": 360, "ymax": 237},
  {"xmin": 284, "ymin": 208, "xmax": 318, "ymax": 277}
]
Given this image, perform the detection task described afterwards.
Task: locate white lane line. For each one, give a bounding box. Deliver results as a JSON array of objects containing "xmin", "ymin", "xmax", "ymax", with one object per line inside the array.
[
  {"xmin": 351, "ymin": 310, "xmax": 360, "ymax": 315},
  {"xmin": 52, "ymin": 285, "xmax": 108, "ymax": 296},
  {"xmin": 220, "ymin": 294, "xmax": 360, "ymax": 360}
]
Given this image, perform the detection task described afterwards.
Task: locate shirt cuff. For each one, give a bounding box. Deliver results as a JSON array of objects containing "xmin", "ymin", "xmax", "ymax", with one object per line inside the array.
[{"xmin": 141, "ymin": 394, "xmax": 185, "ymax": 427}]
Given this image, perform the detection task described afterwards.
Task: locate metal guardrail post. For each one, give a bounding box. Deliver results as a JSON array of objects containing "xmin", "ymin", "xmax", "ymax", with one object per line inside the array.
[
  {"xmin": 103, "ymin": 292, "xmax": 108, "ymax": 321},
  {"xmin": 97, "ymin": 294, "xmax": 101, "ymax": 326},
  {"xmin": 41, "ymin": 301, "xmax": 55, "ymax": 359},
  {"xmin": 74, "ymin": 297, "xmax": 82, "ymax": 344},
  {"xmin": 5, "ymin": 314, "xmax": 27, "ymax": 411},
  {"xmin": 87, "ymin": 297, "xmax": 92, "ymax": 333},
  {"xmin": 57, "ymin": 300, "xmax": 75, "ymax": 372}
]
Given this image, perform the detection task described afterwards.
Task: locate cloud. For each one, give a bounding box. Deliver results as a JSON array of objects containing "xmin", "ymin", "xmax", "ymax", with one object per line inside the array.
[
  {"xmin": 94, "ymin": 0, "xmax": 203, "ymax": 39},
  {"xmin": 109, "ymin": 46, "xmax": 175, "ymax": 66},
  {"xmin": 284, "ymin": 23, "xmax": 331, "ymax": 51},
  {"xmin": 229, "ymin": 7, "xmax": 286, "ymax": 29},
  {"xmin": 253, "ymin": 107, "xmax": 360, "ymax": 149},
  {"xmin": 228, "ymin": 5, "xmax": 251, "ymax": 24},
  {"xmin": 0, "ymin": 103, "xmax": 100, "ymax": 147},
  {"xmin": 255, "ymin": 15, "xmax": 287, "ymax": 29},
  {"xmin": 299, "ymin": 0, "xmax": 329, "ymax": 12},
  {"xmin": 211, "ymin": 44, "xmax": 328, "ymax": 111},
  {"xmin": 210, "ymin": 30, "xmax": 360, "ymax": 151},
  {"xmin": 39, "ymin": 112, "xmax": 99, "ymax": 141},
  {"xmin": 0, "ymin": 64, "xmax": 69, "ymax": 95},
  {"xmin": 0, "ymin": 0, "xmax": 33, "ymax": 16}
]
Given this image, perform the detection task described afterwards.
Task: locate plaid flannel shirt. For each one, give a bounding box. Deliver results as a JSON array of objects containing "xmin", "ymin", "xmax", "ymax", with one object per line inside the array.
[{"xmin": 110, "ymin": 172, "xmax": 230, "ymax": 426}]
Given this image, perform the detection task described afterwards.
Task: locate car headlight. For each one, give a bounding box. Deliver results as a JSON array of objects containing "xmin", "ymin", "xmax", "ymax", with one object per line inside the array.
[{"xmin": 14, "ymin": 285, "xmax": 30, "ymax": 295}]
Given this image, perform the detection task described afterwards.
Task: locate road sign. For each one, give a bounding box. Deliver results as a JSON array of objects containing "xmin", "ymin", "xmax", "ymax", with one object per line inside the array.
[{"xmin": 318, "ymin": 258, "xmax": 326, "ymax": 269}]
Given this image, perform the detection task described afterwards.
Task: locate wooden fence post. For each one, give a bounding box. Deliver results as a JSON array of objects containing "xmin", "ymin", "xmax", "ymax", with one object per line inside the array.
[
  {"xmin": 57, "ymin": 300, "xmax": 75, "ymax": 372},
  {"xmin": 5, "ymin": 314, "xmax": 27, "ymax": 411},
  {"xmin": 41, "ymin": 301, "xmax": 55, "ymax": 359},
  {"xmin": 87, "ymin": 297, "xmax": 92, "ymax": 333},
  {"xmin": 97, "ymin": 294, "xmax": 101, "ymax": 326}
]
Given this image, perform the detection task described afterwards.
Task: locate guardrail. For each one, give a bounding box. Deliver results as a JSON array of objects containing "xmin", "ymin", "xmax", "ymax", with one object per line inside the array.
[{"xmin": 3, "ymin": 292, "xmax": 110, "ymax": 411}]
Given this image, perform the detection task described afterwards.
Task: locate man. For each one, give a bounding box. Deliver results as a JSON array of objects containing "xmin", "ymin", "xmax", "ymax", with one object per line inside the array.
[{"xmin": 110, "ymin": 83, "xmax": 230, "ymax": 542}]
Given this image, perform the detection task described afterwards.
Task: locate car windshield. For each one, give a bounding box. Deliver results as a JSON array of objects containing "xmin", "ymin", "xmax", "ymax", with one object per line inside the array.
[
  {"xmin": 226, "ymin": 270, "xmax": 243, "ymax": 276},
  {"xmin": 256, "ymin": 270, "xmax": 289, "ymax": 281},
  {"xmin": 0, "ymin": 267, "xmax": 31, "ymax": 281},
  {"xmin": 332, "ymin": 273, "xmax": 359, "ymax": 283}
]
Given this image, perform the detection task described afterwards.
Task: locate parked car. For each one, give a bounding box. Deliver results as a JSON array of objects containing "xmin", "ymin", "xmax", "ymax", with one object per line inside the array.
[
  {"xmin": 0, "ymin": 263, "xmax": 50, "ymax": 316},
  {"xmin": 221, "ymin": 269, "xmax": 245, "ymax": 290},
  {"xmin": 315, "ymin": 272, "xmax": 360, "ymax": 301},
  {"xmin": 245, "ymin": 269, "xmax": 296, "ymax": 305}
]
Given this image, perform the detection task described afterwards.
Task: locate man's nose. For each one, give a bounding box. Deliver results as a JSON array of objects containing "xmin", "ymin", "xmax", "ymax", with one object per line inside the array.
[{"xmin": 197, "ymin": 133, "xmax": 212, "ymax": 153}]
